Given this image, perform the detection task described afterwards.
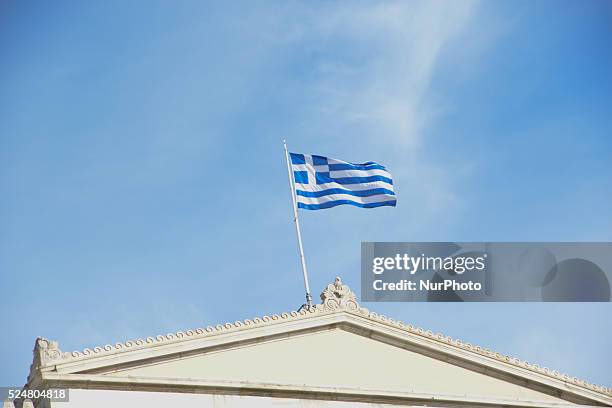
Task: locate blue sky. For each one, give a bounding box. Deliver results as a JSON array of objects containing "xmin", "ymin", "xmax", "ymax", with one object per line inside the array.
[{"xmin": 1, "ymin": 0, "xmax": 611, "ymax": 387}]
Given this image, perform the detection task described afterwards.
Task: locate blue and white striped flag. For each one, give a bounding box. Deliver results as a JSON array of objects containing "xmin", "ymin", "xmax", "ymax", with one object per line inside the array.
[{"xmin": 289, "ymin": 153, "xmax": 397, "ymax": 210}]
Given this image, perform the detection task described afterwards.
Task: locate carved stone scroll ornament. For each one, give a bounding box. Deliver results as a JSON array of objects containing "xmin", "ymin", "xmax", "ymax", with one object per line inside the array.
[
  {"xmin": 34, "ymin": 338, "xmax": 65, "ymax": 365},
  {"xmin": 319, "ymin": 277, "xmax": 359, "ymax": 311}
]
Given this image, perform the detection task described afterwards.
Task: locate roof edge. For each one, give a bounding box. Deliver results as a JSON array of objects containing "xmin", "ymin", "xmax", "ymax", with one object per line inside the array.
[{"xmin": 28, "ymin": 277, "xmax": 611, "ymax": 398}]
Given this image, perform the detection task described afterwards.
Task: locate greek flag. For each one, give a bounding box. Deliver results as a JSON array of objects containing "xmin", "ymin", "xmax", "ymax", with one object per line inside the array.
[{"xmin": 290, "ymin": 153, "xmax": 396, "ymax": 210}]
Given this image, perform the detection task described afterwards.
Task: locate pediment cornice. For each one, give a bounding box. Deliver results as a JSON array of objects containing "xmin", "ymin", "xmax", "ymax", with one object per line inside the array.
[{"xmin": 28, "ymin": 277, "xmax": 611, "ymax": 403}]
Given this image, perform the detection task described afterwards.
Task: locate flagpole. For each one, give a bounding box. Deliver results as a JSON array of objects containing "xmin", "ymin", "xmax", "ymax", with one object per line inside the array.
[{"xmin": 283, "ymin": 140, "xmax": 313, "ymax": 309}]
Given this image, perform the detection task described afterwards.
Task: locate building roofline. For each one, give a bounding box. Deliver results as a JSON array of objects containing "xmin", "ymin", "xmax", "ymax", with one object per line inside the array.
[{"xmin": 28, "ymin": 277, "xmax": 611, "ymax": 401}]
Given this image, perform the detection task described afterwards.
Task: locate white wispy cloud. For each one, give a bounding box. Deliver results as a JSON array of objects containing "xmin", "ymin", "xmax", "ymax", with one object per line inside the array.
[{"xmin": 308, "ymin": 1, "xmax": 480, "ymax": 148}]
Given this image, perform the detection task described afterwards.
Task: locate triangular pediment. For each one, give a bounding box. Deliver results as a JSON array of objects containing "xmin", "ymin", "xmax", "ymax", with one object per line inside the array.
[
  {"xmin": 97, "ymin": 327, "xmax": 571, "ymax": 405},
  {"xmin": 29, "ymin": 279, "xmax": 611, "ymax": 407}
]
